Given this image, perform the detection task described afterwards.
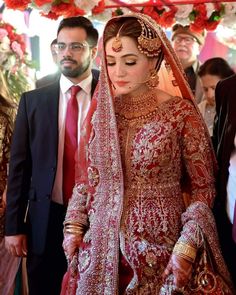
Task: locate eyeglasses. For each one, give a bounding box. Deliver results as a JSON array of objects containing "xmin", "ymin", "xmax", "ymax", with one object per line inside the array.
[
  {"xmin": 173, "ymin": 36, "xmax": 197, "ymax": 45},
  {"xmin": 54, "ymin": 42, "xmax": 90, "ymax": 53}
]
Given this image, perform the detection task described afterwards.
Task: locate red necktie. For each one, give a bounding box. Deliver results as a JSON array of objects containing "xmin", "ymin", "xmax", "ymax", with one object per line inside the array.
[
  {"xmin": 233, "ymin": 200, "xmax": 236, "ymax": 243},
  {"xmin": 63, "ymin": 85, "xmax": 80, "ymax": 204}
]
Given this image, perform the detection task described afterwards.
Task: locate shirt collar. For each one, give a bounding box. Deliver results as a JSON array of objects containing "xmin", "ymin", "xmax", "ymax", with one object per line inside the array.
[
  {"xmin": 60, "ymin": 73, "xmax": 93, "ymax": 95},
  {"xmin": 192, "ymin": 60, "xmax": 200, "ymax": 73}
]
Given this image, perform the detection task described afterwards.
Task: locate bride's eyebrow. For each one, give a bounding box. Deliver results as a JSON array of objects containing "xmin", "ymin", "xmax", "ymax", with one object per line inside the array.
[
  {"xmin": 106, "ymin": 54, "xmax": 138, "ymax": 58},
  {"xmin": 122, "ymin": 54, "xmax": 138, "ymax": 58}
]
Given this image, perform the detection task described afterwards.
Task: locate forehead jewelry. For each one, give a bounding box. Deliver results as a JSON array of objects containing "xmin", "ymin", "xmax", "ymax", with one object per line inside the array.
[
  {"xmin": 137, "ymin": 19, "xmax": 161, "ymax": 57},
  {"xmin": 112, "ymin": 23, "xmax": 125, "ymax": 52}
]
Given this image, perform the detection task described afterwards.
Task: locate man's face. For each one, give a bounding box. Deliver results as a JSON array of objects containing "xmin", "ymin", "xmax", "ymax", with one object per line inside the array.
[
  {"xmin": 172, "ymin": 33, "xmax": 201, "ymax": 65},
  {"xmin": 56, "ymin": 27, "xmax": 96, "ymax": 81}
]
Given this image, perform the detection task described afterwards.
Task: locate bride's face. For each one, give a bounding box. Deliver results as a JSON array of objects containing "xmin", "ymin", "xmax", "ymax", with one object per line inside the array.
[{"xmin": 105, "ymin": 36, "xmax": 154, "ymax": 96}]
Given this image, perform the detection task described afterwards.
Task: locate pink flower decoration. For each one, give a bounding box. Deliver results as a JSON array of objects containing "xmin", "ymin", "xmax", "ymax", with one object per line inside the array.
[
  {"xmin": 0, "ymin": 28, "xmax": 8, "ymax": 41},
  {"xmin": 11, "ymin": 40, "xmax": 23, "ymax": 59}
]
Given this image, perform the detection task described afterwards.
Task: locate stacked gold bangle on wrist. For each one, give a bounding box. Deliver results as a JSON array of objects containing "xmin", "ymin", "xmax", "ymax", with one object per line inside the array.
[
  {"xmin": 173, "ymin": 241, "xmax": 197, "ymax": 263},
  {"xmin": 63, "ymin": 222, "xmax": 85, "ymax": 236}
]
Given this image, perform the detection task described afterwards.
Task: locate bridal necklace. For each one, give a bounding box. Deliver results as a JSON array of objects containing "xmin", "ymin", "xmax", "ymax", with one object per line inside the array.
[{"xmin": 115, "ymin": 90, "xmax": 160, "ymax": 121}]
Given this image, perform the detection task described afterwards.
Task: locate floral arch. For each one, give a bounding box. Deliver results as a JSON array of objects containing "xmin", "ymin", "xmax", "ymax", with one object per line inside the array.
[{"xmin": 3, "ymin": 0, "xmax": 236, "ymax": 31}]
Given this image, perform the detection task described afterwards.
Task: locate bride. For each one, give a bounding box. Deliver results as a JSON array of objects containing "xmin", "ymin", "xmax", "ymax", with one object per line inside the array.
[{"xmin": 62, "ymin": 13, "xmax": 234, "ymax": 295}]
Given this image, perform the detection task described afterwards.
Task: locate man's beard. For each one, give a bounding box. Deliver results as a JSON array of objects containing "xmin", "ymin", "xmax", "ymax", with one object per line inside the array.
[{"xmin": 60, "ymin": 57, "xmax": 90, "ymax": 78}]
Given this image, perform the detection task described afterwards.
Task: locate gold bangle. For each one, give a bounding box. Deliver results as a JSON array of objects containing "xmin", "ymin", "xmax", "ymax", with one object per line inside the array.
[
  {"xmin": 173, "ymin": 241, "xmax": 197, "ymax": 262},
  {"xmin": 64, "ymin": 221, "xmax": 84, "ymax": 228},
  {"xmin": 64, "ymin": 222, "xmax": 85, "ymax": 230},
  {"xmin": 64, "ymin": 228, "xmax": 84, "ymax": 235},
  {"xmin": 174, "ymin": 251, "xmax": 195, "ymax": 263},
  {"xmin": 64, "ymin": 225, "xmax": 84, "ymax": 231}
]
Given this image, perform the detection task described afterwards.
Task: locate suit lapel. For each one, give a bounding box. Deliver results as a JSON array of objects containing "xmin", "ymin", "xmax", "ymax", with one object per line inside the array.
[
  {"xmin": 91, "ymin": 69, "xmax": 99, "ymax": 96},
  {"xmin": 45, "ymin": 82, "xmax": 60, "ymax": 152}
]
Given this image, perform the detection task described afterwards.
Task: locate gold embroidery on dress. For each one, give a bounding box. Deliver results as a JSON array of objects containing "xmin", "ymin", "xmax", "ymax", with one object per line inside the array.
[{"xmin": 115, "ymin": 97, "xmax": 216, "ymax": 293}]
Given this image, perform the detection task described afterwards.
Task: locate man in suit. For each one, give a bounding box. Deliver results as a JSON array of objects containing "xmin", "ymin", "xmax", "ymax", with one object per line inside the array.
[
  {"xmin": 212, "ymin": 74, "xmax": 236, "ymax": 286},
  {"xmin": 5, "ymin": 16, "xmax": 99, "ymax": 295},
  {"xmin": 171, "ymin": 24, "xmax": 205, "ymax": 104},
  {"xmin": 36, "ymin": 38, "xmax": 61, "ymax": 88}
]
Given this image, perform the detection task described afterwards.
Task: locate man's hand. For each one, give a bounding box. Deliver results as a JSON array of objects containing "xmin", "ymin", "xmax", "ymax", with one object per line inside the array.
[{"xmin": 5, "ymin": 235, "xmax": 27, "ymax": 257}]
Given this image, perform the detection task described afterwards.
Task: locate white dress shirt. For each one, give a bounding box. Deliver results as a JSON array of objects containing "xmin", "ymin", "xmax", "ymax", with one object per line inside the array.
[
  {"xmin": 226, "ymin": 134, "xmax": 236, "ymax": 223},
  {"xmin": 52, "ymin": 73, "xmax": 93, "ymax": 204}
]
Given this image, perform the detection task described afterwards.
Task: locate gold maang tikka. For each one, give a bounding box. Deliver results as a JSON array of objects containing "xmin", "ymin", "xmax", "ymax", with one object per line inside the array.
[{"xmin": 112, "ymin": 23, "xmax": 125, "ymax": 52}]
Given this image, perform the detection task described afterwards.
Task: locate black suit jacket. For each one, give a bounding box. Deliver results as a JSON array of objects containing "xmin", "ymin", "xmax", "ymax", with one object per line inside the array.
[
  {"xmin": 35, "ymin": 71, "xmax": 61, "ymax": 88},
  {"xmin": 5, "ymin": 69, "xmax": 99, "ymax": 254},
  {"xmin": 213, "ymin": 74, "xmax": 236, "ymax": 206}
]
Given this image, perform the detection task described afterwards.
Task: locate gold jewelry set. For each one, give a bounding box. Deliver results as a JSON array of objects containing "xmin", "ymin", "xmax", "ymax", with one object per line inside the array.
[
  {"xmin": 173, "ymin": 241, "xmax": 197, "ymax": 263},
  {"xmin": 64, "ymin": 221, "xmax": 85, "ymax": 236}
]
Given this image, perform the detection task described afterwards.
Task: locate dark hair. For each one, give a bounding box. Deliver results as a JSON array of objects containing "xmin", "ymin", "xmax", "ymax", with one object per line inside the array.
[
  {"xmin": 51, "ymin": 38, "xmax": 57, "ymax": 46},
  {"xmin": 103, "ymin": 18, "xmax": 142, "ymax": 46},
  {"xmin": 198, "ymin": 57, "xmax": 234, "ymax": 79},
  {"xmin": 57, "ymin": 16, "xmax": 99, "ymax": 48}
]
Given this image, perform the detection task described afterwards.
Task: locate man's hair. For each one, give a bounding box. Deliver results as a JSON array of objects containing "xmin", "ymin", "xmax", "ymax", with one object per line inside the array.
[
  {"xmin": 57, "ymin": 16, "xmax": 99, "ymax": 48},
  {"xmin": 51, "ymin": 38, "xmax": 57, "ymax": 46}
]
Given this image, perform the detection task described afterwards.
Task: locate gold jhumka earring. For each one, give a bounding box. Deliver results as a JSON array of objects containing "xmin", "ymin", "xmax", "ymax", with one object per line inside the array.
[{"xmin": 146, "ymin": 69, "xmax": 159, "ymax": 89}]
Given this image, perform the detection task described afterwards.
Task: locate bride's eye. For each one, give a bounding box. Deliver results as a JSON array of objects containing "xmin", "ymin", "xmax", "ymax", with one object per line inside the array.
[
  {"xmin": 126, "ymin": 61, "xmax": 136, "ymax": 66},
  {"xmin": 106, "ymin": 60, "xmax": 116, "ymax": 66}
]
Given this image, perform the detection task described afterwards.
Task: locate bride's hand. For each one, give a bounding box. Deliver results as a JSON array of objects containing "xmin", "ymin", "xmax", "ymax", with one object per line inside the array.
[
  {"xmin": 62, "ymin": 233, "xmax": 83, "ymax": 263},
  {"xmin": 162, "ymin": 254, "xmax": 193, "ymax": 293}
]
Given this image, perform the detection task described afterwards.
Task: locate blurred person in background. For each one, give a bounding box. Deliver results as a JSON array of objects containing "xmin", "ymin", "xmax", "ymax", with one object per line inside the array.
[
  {"xmin": 171, "ymin": 24, "xmax": 205, "ymax": 104},
  {"xmin": 36, "ymin": 38, "xmax": 60, "ymax": 88},
  {"xmin": 213, "ymin": 73, "xmax": 236, "ymax": 287},
  {"xmin": 198, "ymin": 57, "xmax": 234, "ymax": 136}
]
